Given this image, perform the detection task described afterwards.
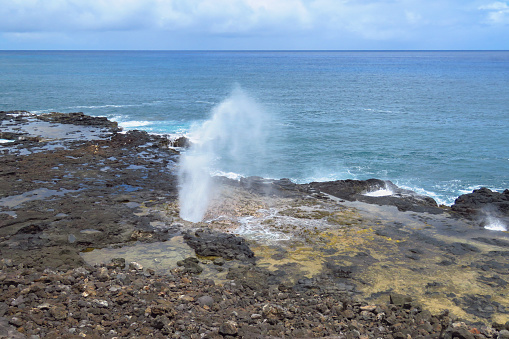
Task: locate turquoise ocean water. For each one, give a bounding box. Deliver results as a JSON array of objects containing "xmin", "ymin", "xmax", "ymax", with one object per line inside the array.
[{"xmin": 1, "ymin": 50, "xmax": 508, "ymax": 205}]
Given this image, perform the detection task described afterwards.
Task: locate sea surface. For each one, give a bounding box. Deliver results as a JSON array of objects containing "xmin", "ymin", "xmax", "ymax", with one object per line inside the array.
[{"xmin": 1, "ymin": 50, "xmax": 508, "ymax": 205}]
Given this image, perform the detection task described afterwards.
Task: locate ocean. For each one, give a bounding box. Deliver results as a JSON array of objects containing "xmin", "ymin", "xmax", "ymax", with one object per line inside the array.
[{"xmin": 1, "ymin": 50, "xmax": 508, "ymax": 205}]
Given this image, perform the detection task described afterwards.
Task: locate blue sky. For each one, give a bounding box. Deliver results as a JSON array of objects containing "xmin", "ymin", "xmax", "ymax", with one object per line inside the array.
[{"xmin": 1, "ymin": 0, "xmax": 508, "ymax": 50}]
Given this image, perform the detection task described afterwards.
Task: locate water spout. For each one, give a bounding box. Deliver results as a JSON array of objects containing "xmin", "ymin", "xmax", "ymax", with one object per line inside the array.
[{"xmin": 178, "ymin": 87, "xmax": 269, "ymax": 222}]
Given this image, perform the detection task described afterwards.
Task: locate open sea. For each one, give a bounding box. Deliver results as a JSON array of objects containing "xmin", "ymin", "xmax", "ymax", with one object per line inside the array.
[{"xmin": 1, "ymin": 50, "xmax": 508, "ymax": 205}]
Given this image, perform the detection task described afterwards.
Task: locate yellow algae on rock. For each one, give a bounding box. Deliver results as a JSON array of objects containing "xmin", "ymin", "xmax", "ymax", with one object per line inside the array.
[{"xmin": 151, "ymin": 181, "xmax": 509, "ymax": 324}]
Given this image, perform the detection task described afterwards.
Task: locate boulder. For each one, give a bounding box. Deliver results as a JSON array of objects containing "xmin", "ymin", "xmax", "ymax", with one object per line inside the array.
[
  {"xmin": 170, "ymin": 136, "xmax": 190, "ymax": 148},
  {"xmin": 451, "ymin": 187, "xmax": 509, "ymax": 219},
  {"xmin": 183, "ymin": 228, "xmax": 255, "ymax": 262}
]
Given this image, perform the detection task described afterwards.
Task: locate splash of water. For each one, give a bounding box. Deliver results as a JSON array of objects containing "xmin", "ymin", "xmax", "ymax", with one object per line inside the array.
[
  {"xmin": 479, "ymin": 205, "xmax": 508, "ymax": 231},
  {"xmin": 484, "ymin": 215, "xmax": 508, "ymax": 231},
  {"xmin": 178, "ymin": 87, "xmax": 269, "ymax": 222},
  {"xmin": 363, "ymin": 188, "xmax": 394, "ymax": 197}
]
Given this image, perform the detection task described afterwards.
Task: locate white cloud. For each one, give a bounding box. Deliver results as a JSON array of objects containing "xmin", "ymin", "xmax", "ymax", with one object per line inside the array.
[
  {"xmin": 0, "ymin": 0, "xmax": 154, "ymax": 32},
  {"xmin": 0, "ymin": 0, "xmax": 312, "ymax": 33},
  {"xmin": 308, "ymin": 0, "xmax": 433, "ymax": 40},
  {"xmin": 0, "ymin": 0, "xmax": 507, "ymax": 49},
  {"xmin": 478, "ymin": 1, "xmax": 509, "ymax": 24}
]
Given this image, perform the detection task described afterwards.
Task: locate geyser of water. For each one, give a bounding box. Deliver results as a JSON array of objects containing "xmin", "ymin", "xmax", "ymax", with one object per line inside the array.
[{"xmin": 178, "ymin": 87, "xmax": 269, "ymax": 222}]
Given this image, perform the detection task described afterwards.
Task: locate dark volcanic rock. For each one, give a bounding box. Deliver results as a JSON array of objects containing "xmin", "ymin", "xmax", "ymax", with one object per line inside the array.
[
  {"xmin": 170, "ymin": 136, "xmax": 190, "ymax": 148},
  {"xmin": 452, "ymin": 187, "xmax": 509, "ymax": 219},
  {"xmin": 307, "ymin": 179, "xmax": 443, "ymax": 213},
  {"xmin": 0, "ymin": 111, "xmax": 180, "ymax": 271},
  {"xmin": 309, "ymin": 178, "xmax": 388, "ymax": 199},
  {"xmin": 215, "ymin": 176, "xmax": 303, "ymax": 198},
  {"xmin": 37, "ymin": 111, "xmax": 120, "ymax": 131},
  {"xmin": 183, "ymin": 228, "xmax": 255, "ymax": 262},
  {"xmin": 177, "ymin": 257, "xmax": 203, "ymax": 274},
  {"xmin": 1, "ymin": 263, "xmax": 492, "ymax": 339}
]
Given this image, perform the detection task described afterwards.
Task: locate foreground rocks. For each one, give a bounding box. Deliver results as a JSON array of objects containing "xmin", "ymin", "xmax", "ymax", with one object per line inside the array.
[{"xmin": 1, "ymin": 262, "xmax": 506, "ymax": 339}]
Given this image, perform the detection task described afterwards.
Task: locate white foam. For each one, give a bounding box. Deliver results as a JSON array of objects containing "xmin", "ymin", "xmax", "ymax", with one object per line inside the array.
[
  {"xmin": 0, "ymin": 139, "xmax": 14, "ymax": 143},
  {"xmin": 119, "ymin": 120, "xmax": 153, "ymax": 128},
  {"xmin": 69, "ymin": 104, "xmax": 138, "ymax": 109},
  {"xmin": 364, "ymin": 188, "xmax": 394, "ymax": 197},
  {"xmin": 484, "ymin": 216, "xmax": 508, "ymax": 231},
  {"xmin": 211, "ymin": 170, "xmax": 244, "ymax": 180},
  {"xmin": 398, "ymin": 183, "xmax": 452, "ymax": 206},
  {"xmin": 235, "ymin": 214, "xmax": 291, "ymax": 242}
]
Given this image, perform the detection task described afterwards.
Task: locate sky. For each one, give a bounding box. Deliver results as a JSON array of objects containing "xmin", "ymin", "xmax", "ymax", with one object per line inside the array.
[{"xmin": 0, "ymin": 0, "xmax": 508, "ymax": 50}]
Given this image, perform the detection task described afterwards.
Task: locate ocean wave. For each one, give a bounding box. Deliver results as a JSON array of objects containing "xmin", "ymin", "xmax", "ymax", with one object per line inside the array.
[
  {"xmin": 72, "ymin": 104, "xmax": 137, "ymax": 109},
  {"xmin": 211, "ymin": 171, "xmax": 244, "ymax": 180},
  {"xmin": 67, "ymin": 102, "xmax": 163, "ymax": 110},
  {"xmin": 362, "ymin": 108, "xmax": 395, "ymax": 114},
  {"xmin": 118, "ymin": 120, "xmax": 153, "ymax": 128},
  {"xmin": 392, "ymin": 183, "xmax": 452, "ymax": 206},
  {"xmin": 30, "ymin": 109, "xmax": 55, "ymax": 114}
]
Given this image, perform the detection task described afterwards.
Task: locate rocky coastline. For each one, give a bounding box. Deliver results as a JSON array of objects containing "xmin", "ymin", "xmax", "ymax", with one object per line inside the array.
[{"xmin": 1, "ymin": 111, "xmax": 509, "ymax": 338}]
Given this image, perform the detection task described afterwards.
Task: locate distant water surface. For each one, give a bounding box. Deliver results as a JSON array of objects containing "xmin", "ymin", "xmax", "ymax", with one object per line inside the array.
[{"xmin": 1, "ymin": 50, "xmax": 508, "ymax": 205}]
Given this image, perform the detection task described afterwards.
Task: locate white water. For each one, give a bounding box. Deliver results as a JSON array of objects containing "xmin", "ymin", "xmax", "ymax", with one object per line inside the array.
[
  {"xmin": 484, "ymin": 215, "xmax": 508, "ymax": 231},
  {"xmin": 363, "ymin": 188, "xmax": 394, "ymax": 197},
  {"xmin": 178, "ymin": 87, "xmax": 270, "ymax": 222}
]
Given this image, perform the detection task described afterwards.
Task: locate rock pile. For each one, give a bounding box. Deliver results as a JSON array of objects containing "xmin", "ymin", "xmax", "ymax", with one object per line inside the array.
[{"xmin": 1, "ymin": 262, "xmax": 507, "ymax": 338}]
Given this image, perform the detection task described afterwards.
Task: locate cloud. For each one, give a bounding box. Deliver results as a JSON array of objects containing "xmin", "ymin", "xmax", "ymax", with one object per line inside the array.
[
  {"xmin": 478, "ymin": 1, "xmax": 509, "ymax": 24},
  {"xmin": 0, "ymin": 0, "xmax": 154, "ymax": 32},
  {"xmin": 308, "ymin": 0, "xmax": 446, "ymax": 40},
  {"xmin": 0, "ymin": 0, "xmax": 507, "ymax": 49},
  {"xmin": 0, "ymin": 0, "xmax": 311, "ymax": 33}
]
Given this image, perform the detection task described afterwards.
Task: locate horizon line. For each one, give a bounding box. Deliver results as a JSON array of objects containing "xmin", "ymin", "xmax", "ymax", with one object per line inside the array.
[{"xmin": 1, "ymin": 49, "xmax": 509, "ymax": 52}]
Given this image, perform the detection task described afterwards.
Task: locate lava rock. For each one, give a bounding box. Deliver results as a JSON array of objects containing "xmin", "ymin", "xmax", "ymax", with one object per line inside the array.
[
  {"xmin": 183, "ymin": 228, "xmax": 255, "ymax": 262},
  {"xmin": 452, "ymin": 187, "xmax": 509, "ymax": 219},
  {"xmin": 307, "ymin": 179, "xmax": 442, "ymax": 213},
  {"xmin": 176, "ymin": 257, "xmax": 203, "ymax": 274}
]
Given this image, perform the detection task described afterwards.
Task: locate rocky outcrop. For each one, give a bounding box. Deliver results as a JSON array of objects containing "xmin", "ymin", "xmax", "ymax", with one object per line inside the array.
[
  {"xmin": 170, "ymin": 136, "xmax": 190, "ymax": 148},
  {"xmin": 37, "ymin": 111, "xmax": 120, "ymax": 131},
  {"xmin": 305, "ymin": 179, "xmax": 443, "ymax": 214},
  {"xmin": 183, "ymin": 228, "xmax": 255, "ymax": 262},
  {"xmin": 451, "ymin": 187, "xmax": 509, "ymax": 219}
]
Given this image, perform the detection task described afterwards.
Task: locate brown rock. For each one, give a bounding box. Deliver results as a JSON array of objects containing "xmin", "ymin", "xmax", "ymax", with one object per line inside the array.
[
  {"xmin": 50, "ymin": 306, "xmax": 68, "ymax": 320},
  {"xmin": 219, "ymin": 320, "xmax": 238, "ymax": 335}
]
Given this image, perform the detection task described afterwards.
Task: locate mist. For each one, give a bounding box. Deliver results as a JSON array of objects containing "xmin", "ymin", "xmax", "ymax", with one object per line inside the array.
[
  {"xmin": 480, "ymin": 205, "xmax": 508, "ymax": 232},
  {"xmin": 178, "ymin": 87, "xmax": 270, "ymax": 222}
]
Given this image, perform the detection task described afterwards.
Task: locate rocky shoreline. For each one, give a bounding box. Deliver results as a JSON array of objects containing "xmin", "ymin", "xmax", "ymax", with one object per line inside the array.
[{"xmin": 1, "ymin": 111, "xmax": 509, "ymax": 338}]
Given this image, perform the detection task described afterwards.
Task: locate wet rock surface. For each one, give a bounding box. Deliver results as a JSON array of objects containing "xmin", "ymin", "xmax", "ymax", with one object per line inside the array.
[
  {"xmin": 1, "ymin": 111, "xmax": 180, "ymax": 270},
  {"xmin": 1, "ymin": 111, "xmax": 508, "ymax": 337}
]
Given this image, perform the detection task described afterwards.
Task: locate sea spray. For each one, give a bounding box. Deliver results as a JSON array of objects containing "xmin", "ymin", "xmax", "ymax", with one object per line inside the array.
[
  {"xmin": 178, "ymin": 87, "xmax": 270, "ymax": 222},
  {"xmin": 479, "ymin": 205, "xmax": 508, "ymax": 231}
]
